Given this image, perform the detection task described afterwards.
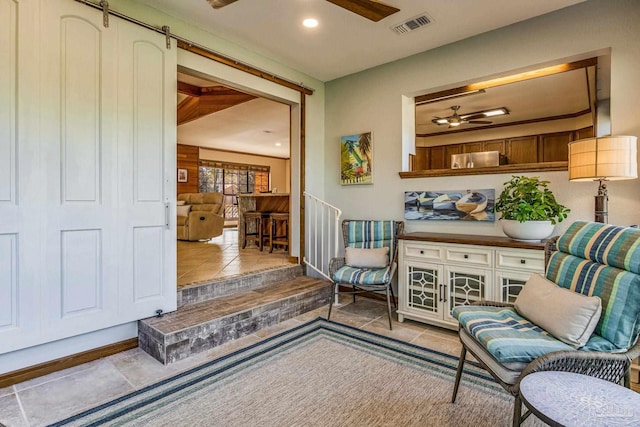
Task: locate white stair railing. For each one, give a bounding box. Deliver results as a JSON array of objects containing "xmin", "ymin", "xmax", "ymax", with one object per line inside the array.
[{"xmin": 303, "ymin": 193, "xmax": 341, "ymax": 290}]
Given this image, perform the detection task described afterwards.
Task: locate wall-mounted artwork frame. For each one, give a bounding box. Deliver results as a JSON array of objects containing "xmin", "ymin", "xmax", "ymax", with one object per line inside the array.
[
  {"xmin": 404, "ymin": 189, "xmax": 495, "ymax": 221},
  {"xmin": 177, "ymin": 168, "xmax": 188, "ymax": 183},
  {"xmin": 340, "ymin": 132, "xmax": 373, "ymax": 185}
]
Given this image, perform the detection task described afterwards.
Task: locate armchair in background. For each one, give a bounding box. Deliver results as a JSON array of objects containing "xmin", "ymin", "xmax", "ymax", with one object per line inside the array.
[
  {"xmin": 177, "ymin": 192, "xmax": 225, "ymax": 241},
  {"xmin": 328, "ymin": 219, "xmax": 405, "ymax": 329}
]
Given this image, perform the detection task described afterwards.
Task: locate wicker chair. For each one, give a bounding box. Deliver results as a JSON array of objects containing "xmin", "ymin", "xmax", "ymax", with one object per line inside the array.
[
  {"xmin": 451, "ymin": 221, "xmax": 640, "ymax": 427},
  {"xmin": 328, "ymin": 220, "xmax": 404, "ymax": 330}
]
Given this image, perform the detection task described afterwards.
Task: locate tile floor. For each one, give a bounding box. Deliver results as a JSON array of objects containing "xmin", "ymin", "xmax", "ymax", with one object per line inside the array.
[
  {"xmin": 177, "ymin": 228, "xmax": 293, "ymax": 287},
  {"xmin": 0, "ymin": 297, "xmax": 465, "ymax": 427}
]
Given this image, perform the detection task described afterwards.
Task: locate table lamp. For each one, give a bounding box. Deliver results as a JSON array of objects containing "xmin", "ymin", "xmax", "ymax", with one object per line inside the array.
[{"xmin": 568, "ymin": 136, "xmax": 638, "ymax": 223}]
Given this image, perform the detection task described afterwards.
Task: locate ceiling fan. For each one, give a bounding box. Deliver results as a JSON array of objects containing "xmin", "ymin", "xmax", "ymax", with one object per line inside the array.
[
  {"xmin": 432, "ymin": 105, "xmax": 509, "ymax": 128},
  {"xmin": 207, "ymin": 0, "xmax": 400, "ymax": 22}
]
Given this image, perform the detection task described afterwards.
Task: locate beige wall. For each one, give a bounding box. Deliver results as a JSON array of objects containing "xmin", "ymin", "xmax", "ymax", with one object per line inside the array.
[
  {"xmin": 198, "ymin": 147, "xmax": 290, "ymax": 193},
  {"xmin": 325, "ymin": 0, "xmax": 640, "ymax": 235}
]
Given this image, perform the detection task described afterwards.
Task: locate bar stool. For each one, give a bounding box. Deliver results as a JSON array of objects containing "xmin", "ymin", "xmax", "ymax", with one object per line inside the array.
[
  {"xmin": 242, "ymin": 211, "xmax": 270, "ymax": 250},
  {"xmin": 268, "ymin": 212, "xmax": 289, "ymax": 253}
]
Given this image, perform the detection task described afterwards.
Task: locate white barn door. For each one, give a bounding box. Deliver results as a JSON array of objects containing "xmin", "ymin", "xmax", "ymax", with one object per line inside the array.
[
  {"xmin": 39, "ymin": 0, "xmax": 120, "ymax": 340},
  {"xmin": 116, "ymin": 20, "xmax": 178, "ymax": 320},
  {"xmin": 0, "ymin": 0, "xmax": 177, "ymax": 351},
  {"xmin": 0, "ymin": 0, "xmax": 43, "ymax": 352}
]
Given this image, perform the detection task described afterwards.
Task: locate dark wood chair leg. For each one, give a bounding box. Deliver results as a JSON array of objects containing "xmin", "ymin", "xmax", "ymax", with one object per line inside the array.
[
  {"xmin": 451, "ymin": 345, "xmax": 467, "ymax": 403},
  {"xmin": 352, "ymin": 285, "xmax": 356, "ymax": 304}
]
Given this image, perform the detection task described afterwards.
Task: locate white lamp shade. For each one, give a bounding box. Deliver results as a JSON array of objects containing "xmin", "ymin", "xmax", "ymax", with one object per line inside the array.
[{"xmin": 568, "ymin": 136, "xmax": 638, "ymax": 181}]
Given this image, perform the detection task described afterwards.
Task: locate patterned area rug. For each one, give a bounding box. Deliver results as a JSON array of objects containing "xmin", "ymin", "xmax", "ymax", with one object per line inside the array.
[{"xmin": 49, "ymin": 318, "xmax": 537, "ymax": 427}]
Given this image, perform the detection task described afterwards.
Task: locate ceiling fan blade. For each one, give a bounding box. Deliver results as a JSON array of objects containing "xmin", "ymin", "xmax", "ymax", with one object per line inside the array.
[
  {"xmin": 467, "ymin": 120, "xmax": 492, "ymax": 124},
  {"xmin": 207, "ymin": 0, "xmax": 238, "ymax": 9},
  {"xmin": 326, "ymin": 0, "xmax": 400, "ymax": 22},
  {"xmin": 461, "ymin": 113, "xmax": 487, "ymax": 121}
]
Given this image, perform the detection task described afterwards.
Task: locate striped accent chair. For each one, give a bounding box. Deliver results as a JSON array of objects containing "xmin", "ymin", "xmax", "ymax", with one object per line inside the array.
[
  {"xmin": 451, "ymin": 221, "xmax": 640, "ymax": 427},
  {"xmin": 328, "ymin": 220, "xmax": 405, "ymax": 329}
]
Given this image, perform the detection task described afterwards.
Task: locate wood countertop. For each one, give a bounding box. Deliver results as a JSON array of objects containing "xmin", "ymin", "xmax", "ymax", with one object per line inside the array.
[
  {"xmin": 238, "ymin": 193, "xmax": 290, "ymax": 198},
  {"xmin": 399, "ymin": 232, "xmax": 548, "ymax": 250}
]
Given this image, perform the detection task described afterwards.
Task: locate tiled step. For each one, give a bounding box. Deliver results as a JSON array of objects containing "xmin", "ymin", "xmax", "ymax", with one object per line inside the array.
[
  {"xmin": 178, "ymin": 264, "xmax": 304, "ymax": 308},
  {"xmin": 139, "ymin": 276, "xmax": 332, "ymax": 364}
]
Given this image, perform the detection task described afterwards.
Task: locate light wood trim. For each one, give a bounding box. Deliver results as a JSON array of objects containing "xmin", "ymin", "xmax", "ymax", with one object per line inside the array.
[
  {"xmin": 177, "ymin": 41, "xmax": 313, "ymax": 96},
  {"xmin": 0, "ymin": 338, "xmax": 138, "ymax": 389},
  {"xmin": 415, "ymin": 58, "xmax": 597, "ymax": 104},
  {"xmin": 399, "ymin": 161, "xmax": 567, "ymax": 179}
]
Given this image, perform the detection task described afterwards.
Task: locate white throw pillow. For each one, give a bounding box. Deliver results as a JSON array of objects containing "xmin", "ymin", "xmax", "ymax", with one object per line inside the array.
[
  {"xmin": 177, "ymin": 200, "xmax": 186, "ymax": 206},
  {"xmin": 345, "ymin": 247, "xmax": 389, "ymax": 269},
  {"xmin": 514, "ymin": 273, "xmax": 602, "ymax": 348},
  {"xmin": 177, "ymin": 205, "xmax": 191, "ymax": 217}
]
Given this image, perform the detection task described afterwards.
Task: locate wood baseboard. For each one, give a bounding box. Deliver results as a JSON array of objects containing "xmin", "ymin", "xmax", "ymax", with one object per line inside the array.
[{"xmin": 0, "ymin": 338, "xmax": 138, "ymax": 389}]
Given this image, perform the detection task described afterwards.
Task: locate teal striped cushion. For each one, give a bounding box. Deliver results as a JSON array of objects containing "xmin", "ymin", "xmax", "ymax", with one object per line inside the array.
[
  {"xmin": 332, "ymin": 265, "xmax": 392, "ymax": 285},
  {"xmin": 453, "ymin": 306, "xmax": 572, "ymax": 363},
  {"xmin": 546, "ymin": 252, "xmax": 640, "ymax": 350},
  {"xmin": 345, "ymin": 220, "xmax": 399, "ymax": 264},
  {"xmin": 557, "ymin": 221, "xmax": 640, "ymax": 274},
  {"xmin": 453, "ymin": 305, "xmax": 620, "ymax": 363}
]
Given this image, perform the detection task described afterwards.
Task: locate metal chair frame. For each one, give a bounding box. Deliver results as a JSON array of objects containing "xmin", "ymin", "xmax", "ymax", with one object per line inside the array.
[{"xmin": 328, "ymin": 220, "xmax": 404, "ymax": 330}]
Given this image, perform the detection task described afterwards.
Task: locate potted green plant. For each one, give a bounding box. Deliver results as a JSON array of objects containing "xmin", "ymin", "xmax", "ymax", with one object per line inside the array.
[{"xmin": 495, "ymin": 175, "xmax": 570, "ymax": 241}]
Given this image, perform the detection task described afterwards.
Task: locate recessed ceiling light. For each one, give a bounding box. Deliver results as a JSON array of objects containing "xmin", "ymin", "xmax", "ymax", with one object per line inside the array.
[
  {"xmin": 275, "ymin": 142, "xmax": 282, "ymax": 147},
  {"xmin": 303, "ymin": 18, "xmax": 318, "ymax": 28}
]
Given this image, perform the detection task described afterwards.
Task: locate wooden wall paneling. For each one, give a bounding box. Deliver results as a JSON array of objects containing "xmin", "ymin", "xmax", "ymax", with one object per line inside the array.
[
  {"xmin": 507, "ymin": 136, "xmax": 538, "ymax": 164},
  {"xmin": 483, "ymin": 139, "xmax": 506, "ymax": 156},
  {"xmin": 462, "ymin": 142, "xmax": 484, "ymax": 153},
  {"xmin": 540, "ymin": 131, "xmax": 572, "ymax": 162},
  {"xmin": 575, "ymin": 126, "xmax": 594, "ymax": 140},
  {"xmin": 444, "ymin": 144, "xmax": 462, "ymax": 168},
  {"xmin": 429, "ymin": 146, "xmax": 445, "ymax": 169},
  {"xmin": 415, "ymin": 147, "xmax": 429, "ymax": 171},
  {"xmin": 177, "ymin": 144, "xmax": 199, "ymax": 195}
]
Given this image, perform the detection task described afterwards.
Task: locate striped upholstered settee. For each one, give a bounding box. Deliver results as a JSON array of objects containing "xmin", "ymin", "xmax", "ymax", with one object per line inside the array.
[{"xmin": 451, "ymin": 221, "xmax": 640, "ymax": 426}]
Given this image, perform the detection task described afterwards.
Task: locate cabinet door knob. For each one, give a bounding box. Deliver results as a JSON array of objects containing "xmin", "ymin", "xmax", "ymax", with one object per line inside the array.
[
  {"xmin": 520, "ymin": 259, "xmax": 526, "ymax": 264},
  {"xmin": 420, "ymin": 250, "xmax": 424, "ymax": 254},
  {"xmin": 463, "ymin": 254, "xmax": 469, "ymax": 259}
]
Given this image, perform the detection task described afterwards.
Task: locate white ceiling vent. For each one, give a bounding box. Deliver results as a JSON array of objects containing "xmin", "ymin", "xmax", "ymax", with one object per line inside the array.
[{"xmin": 391, "ymin": 14, "xmax": 432, "ymax": 35}]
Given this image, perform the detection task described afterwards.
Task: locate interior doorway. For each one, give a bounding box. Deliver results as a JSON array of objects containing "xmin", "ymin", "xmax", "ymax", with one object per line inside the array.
[{"xmin": 175, "ymin": 71, "xmax": 295, "ymax": 288}]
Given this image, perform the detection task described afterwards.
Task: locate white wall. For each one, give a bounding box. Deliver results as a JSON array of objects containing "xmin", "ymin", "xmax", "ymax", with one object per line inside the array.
[
  {"xmin": 325, "ymin": 0, "xmax": 640, "ymax": 236},
  {"xmin": 199, "ymin": 148, "xmax": 290, "ymax": 193}
]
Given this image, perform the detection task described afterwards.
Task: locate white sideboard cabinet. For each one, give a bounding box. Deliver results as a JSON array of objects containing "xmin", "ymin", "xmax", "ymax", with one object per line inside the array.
[{"xmin": 397, "ymin": 233, "xmax": 546, "ymax": 330}]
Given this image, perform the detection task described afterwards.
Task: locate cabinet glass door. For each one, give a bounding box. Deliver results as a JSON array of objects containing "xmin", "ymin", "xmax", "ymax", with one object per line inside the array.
[
  {"xmin": 446, "ymin": 267, "xmax": 489, "ymax": 321},
  {"xmin": 407, "ymin": 265, "xmax": 440, "ymax": 315},
  {"xmin": 497, "ymin": 271, "xmax": 533, "ymax": 303}
]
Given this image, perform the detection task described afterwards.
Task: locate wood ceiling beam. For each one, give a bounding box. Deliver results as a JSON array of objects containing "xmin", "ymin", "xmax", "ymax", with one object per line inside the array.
[
  {"xmin": 177, "ymin": 89, "xmax": 257, "ymax": 126},
  {"xmin": 178, "ymin": 81, "xmax": 201, "ymax": 97}
]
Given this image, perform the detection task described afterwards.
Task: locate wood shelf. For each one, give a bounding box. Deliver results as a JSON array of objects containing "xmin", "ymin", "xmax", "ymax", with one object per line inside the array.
[{"xmin": 399, "ymin": 161, "xmax": 567, "ymax": 179}]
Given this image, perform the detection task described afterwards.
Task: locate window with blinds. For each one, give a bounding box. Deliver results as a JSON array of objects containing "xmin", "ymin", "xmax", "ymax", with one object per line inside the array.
[{"xmin": 199, "ymin": 160, "xmax": 270, "ymax": 220}]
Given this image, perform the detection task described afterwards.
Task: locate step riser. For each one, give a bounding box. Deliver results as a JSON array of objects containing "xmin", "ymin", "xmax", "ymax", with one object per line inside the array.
[
  {"xmin": 140, "ymin": 285, "xmax": 331, "ymax": 364},
  {"xmin": 178, "ymin": 265, "xmax": 304, "ymax": 308}
]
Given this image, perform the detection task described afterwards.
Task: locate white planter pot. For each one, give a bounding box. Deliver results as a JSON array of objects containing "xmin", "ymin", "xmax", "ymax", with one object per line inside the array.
[{"xmin": 500, "ymin": 219, "xmax": 555, "ymax": 242}]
